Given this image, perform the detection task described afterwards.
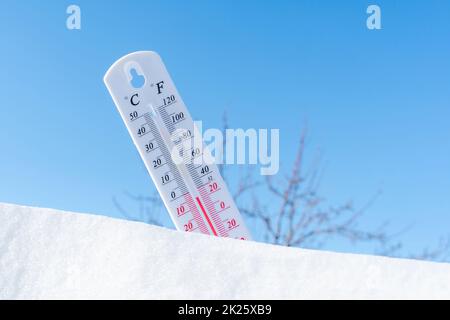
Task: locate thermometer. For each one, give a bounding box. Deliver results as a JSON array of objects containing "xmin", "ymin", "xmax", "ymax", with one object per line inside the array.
[{"xmin": 104, "ymin": 51, "xmax": 251, "ymax": 240}]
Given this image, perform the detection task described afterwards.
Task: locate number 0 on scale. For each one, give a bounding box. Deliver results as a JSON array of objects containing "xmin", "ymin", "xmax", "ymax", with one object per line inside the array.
[{"xmin": 104, "ymin": 51, "xmax": 251, "ymax": 240}]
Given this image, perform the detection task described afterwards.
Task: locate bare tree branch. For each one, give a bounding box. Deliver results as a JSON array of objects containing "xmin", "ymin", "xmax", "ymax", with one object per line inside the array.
[{"xmin": 113, "ymin": 191, "xmax": 164, "ymax": 226}]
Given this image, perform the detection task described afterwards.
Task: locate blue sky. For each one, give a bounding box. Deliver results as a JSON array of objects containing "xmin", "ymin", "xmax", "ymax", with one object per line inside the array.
[{"xmin": 0, "ymin": 1, "xmax": 449, "ymax": 255}]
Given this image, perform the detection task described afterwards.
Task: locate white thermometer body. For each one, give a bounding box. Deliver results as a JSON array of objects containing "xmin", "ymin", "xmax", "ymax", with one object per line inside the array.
[{"xmin": 104, "ymin": 51, "xmax": 251, "ymax": 240}]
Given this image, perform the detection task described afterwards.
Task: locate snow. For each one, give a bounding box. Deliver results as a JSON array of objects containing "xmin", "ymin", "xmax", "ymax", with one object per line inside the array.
[{"xmin": 1, "ymin": 202, "xmax": 449, "ymax": 299}]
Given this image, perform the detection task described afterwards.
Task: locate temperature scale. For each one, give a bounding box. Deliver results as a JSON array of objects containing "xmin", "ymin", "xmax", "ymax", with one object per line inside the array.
[{"xmin": 104, "ymin": 51, "xmax": 251, "ymax": 240}]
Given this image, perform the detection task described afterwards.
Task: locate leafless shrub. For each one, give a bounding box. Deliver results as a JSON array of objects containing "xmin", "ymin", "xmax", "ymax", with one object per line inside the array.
[
  {"xmin": 234, "ymin": 129, "xmax": 388, "ymax": 248},
  {"xmin": 113, "ymin": 191, "xmax": 165, "ymax": 226}
]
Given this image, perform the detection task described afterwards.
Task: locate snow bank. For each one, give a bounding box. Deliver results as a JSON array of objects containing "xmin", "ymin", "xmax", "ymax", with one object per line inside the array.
[{"xmin": 0, "ymin": 202, "xmax": 449, "ymax": 299}]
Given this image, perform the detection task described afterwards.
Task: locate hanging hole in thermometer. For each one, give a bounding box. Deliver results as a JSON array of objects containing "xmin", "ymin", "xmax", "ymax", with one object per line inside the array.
[
  {"xmin": 104, "ymin": 51, "xmax": 252, "ymax": 241},
  {"xmin": 126, "ymin": 62, "xmax": 146, "ymax": 89}
]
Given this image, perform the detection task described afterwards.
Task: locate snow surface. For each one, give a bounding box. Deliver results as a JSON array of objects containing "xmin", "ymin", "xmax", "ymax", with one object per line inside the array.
[{"xmin": 1, "ymin": 202, "xmax": 450, "ymax": 299}]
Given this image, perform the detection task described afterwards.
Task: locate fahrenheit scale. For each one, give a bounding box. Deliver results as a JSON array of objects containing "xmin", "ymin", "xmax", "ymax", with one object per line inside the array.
[{"xmin": 104, "ymin": 51, "xmax": 251, "ymax": 240}]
